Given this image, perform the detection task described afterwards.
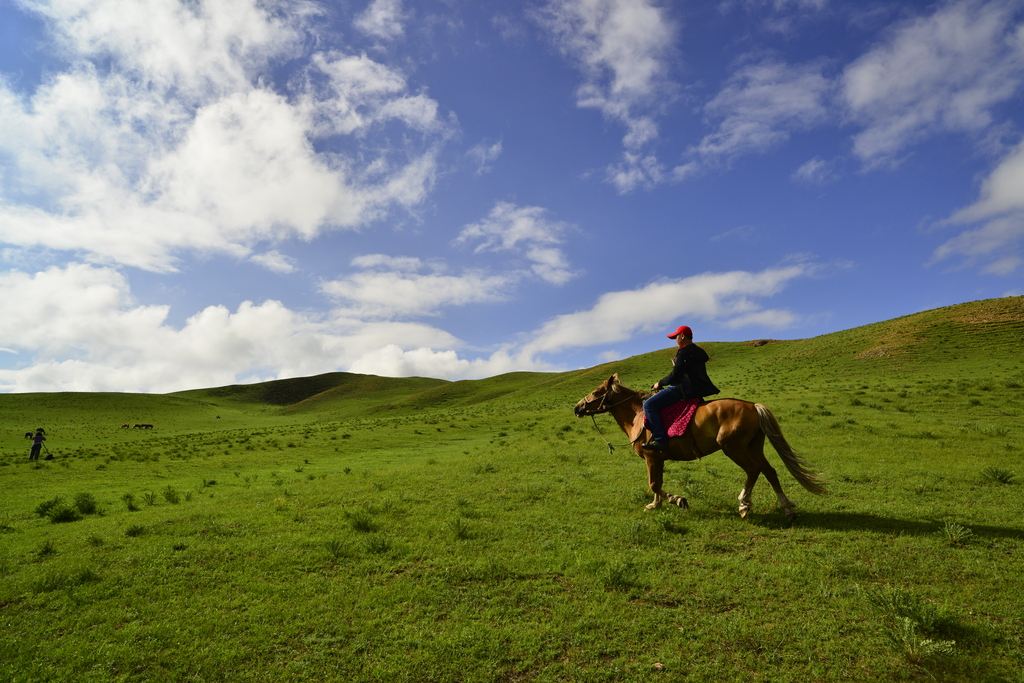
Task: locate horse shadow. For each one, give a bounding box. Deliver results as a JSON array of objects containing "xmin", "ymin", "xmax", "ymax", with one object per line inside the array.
[{"xmin": 750, "ymin": 510, "xmax": 1024, "ymax": 540}]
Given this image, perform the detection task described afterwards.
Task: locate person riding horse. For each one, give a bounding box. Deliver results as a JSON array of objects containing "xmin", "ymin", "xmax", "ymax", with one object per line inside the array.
[{"xmin": 642, "ymin": 324, "xmax": 719, "ymax": 451}]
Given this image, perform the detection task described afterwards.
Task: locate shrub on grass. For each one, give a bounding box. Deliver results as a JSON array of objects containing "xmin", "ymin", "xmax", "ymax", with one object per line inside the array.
[
  {"xmin": 981, "ymin": 466, "xmax": 1015, "ymax": 484},
  {"xmin": 125, "ymin": 524, "xmax": 146, "ymax": 537},
  {"xmin": 36, "ymin": 540, "xmax": 57, "ymax": 558},
  {"xmin": 162, "ymin": 486, "xmax": 180, "ymax": 504},
  {"xmin": 74, "ymin": 493, "xmax": 98, "ymax": 515},
  {"xmin": 35, "ymin": 496, "xmax": 64, "ymax": 518},
  {"xmin": 48, "ymin": 505, "xmax": 82, "ymax": 523},
  {"xmin": 122, "ymin": 493, "xmax": 139, "ymax": 512}
]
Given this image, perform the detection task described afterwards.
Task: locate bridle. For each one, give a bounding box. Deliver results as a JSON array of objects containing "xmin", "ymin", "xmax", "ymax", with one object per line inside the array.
[
  {"xmin": 579, "ymin": 385, "xmax": 642, "ymax": 453},
  {"xmin": 580, "ymin": 385, "xmax": 634, "ymax": 416}
]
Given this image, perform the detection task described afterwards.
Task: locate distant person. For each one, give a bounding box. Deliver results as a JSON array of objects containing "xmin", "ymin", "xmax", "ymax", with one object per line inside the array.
[
  {"xmin": 642, "ymin": 325, "xmax": 720, "ymax": 451},
  {"xmin": 29, "ymin": 428, "xmax": 46, "ymax": 461}
]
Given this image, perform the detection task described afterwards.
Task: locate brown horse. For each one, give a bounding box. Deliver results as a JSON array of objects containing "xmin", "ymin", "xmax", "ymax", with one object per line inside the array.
[{"xmin": 574, "ymin": 374, "xmax": 826, "ymax": 518}]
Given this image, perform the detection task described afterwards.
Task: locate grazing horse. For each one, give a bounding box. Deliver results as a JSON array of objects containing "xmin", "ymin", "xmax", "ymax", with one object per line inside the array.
[{"xmin": 574, "ymin": 374, "xmax": 826, "ymax": 518}]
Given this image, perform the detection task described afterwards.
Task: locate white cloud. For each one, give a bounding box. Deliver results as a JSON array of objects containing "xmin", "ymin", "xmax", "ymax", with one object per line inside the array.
[
  {"xmin": 693, "ymin": 58, "xmax": 831, "ymax": 164},
  {"xmin": 321, "ymin": 256, "xmax": 514, "ymax": 318},
  {"xmin": 250, "ymin": 250, "xmax": 296, "ymax": 274},
  {"xmin": 467, "ymin": 140, "xmax": 503, "ymax": 175},
  {"xmin": 535, "ymin": 0, "xmax": 676, "ymax": 189},
  {"xmin": 0, "ymin": 1, "xmax": 447, "ymax": 272},
  {"xmin": 347, "ymin": 345, "xmax": 541, "ymax": 380},
  {"xmin": 354, "ymin": 0, "xmax": 408, "ymax": 41},
  {"xmin": 0, "ymin": 262, "xmax": 532, "ymax": 392},
  {"xmin": 935, "ymin": 140, "xmax": 1024, "ymax": 274},
  {"xmin": 607, "ymin": 152, "xmax": 665, "ymax": 193},
  {"xmin": 18, "ymin": 0, "xmax": 307, "ymax": 99},
  {"xmin": 350, "ymin": 254, "xmax": 428, "ymax": 271},
  {"xmin": 520, "ymin": 265, "xmax": 810, "ymax": 357},
  {"xmin": 456, "ymin": 202, "xmax": 577, "ymax": 284},
  {"xmin": 949, "ymin": 139, "xmax": 1024, "ymax": 222},
  {"xmin": 792, "ymin": 157, "xmax": 837, "ymax": 184},
  {"xmin": 842, "ymin": 0, "xmax": 1024, "ymax": 165},
  {"xmin": 302, "ymin": 52, "xmax": 443, "ymax": 135}
]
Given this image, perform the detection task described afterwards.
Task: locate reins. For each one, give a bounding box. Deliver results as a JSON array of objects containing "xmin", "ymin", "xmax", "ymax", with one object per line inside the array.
[{"xmin": 584, "ymin": 390, "xmax": 643, "ymax": 454}]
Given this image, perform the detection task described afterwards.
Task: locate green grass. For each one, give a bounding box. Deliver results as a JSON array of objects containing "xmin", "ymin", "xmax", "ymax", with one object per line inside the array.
[{"xmin": 0, "ymin": 297, "xmax": 1022, "ymax": 681}]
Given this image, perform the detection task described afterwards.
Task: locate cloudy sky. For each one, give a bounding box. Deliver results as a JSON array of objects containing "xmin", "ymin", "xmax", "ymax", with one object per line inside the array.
[{"xmin": 0, "ymin": 0, "xmax": 1022, "ymax": 393}]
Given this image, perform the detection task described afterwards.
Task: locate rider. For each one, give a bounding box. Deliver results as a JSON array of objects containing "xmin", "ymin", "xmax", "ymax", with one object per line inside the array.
[
  {"xmin": 642, "ymin": 325, "xmax": 719, "ymax": 451},
  {"xmin": 29, "ymin": 427, "xmax": 46, "ymax": 461}
]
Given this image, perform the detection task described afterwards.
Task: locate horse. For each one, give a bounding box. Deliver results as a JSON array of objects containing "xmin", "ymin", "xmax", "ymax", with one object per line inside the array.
[{"xmin": 574, "ymin": 374, "xmax": 826, "ymax": 519}]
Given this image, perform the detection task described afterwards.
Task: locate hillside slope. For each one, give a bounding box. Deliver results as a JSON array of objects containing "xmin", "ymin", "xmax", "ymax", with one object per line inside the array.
[{"xmin": 163, "ymin": 296, "xmax": 1024, "ymax": 415}]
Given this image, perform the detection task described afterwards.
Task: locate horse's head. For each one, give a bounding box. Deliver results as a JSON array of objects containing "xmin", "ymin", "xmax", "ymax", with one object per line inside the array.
[{"xmin": 574, "ymin": 373, "xmax": 622, "ymax": 417}]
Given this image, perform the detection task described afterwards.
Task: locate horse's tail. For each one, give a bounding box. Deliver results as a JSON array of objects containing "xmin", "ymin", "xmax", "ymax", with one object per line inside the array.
[{"xmin": 755, "ymin": 403, "xmax": 827, "ymax": 495}]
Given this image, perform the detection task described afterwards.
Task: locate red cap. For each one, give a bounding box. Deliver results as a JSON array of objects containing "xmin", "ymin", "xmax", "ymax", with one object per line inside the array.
[{"xmin": 667, "ymin": 325, "xmax": 692, "ymax": 339}]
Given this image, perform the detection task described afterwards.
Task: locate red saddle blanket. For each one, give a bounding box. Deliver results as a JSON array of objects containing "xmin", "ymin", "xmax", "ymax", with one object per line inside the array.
[{"xmin": 645, "ymin": 398, "xmax": 701, "ymax": 437}]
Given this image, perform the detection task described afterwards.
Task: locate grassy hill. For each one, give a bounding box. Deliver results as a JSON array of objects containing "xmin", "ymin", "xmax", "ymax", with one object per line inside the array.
[{"xmin": 0, "ymin": 296, "xmax": 1021, "ymax": 681}]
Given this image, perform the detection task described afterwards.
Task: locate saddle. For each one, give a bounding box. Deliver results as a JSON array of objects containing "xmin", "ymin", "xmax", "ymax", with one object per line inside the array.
[{"xmin": 644, "ymin": 398, "xmax": 702, "ymax": 437}]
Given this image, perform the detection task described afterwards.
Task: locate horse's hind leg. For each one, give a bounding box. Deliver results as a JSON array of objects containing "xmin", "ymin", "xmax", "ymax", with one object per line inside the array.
[
  {"xmin": 737, "ymin": 470, "xmax": 758, "ymax": 519},
  {"xmin": 750, "ymin": 432, "xmax": 796, "ymax": 518},
  {"xmin": 720, "ymin": 441, "xmax": 760, "ymax": 518},
  {"xmin": 762, "ymin": 464, "xmax": 796, "ymax": 518}
]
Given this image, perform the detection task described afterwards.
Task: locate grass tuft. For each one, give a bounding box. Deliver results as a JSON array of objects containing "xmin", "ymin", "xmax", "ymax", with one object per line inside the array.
[
  {"xmin": 862, "ymin": 586, "xmax": 959, "ymax": 665},
  {"xmin": 449, "ymin": 517, "xmax": 473, "ymax": 540},
  {"xmin": 981, "ymin": 466, "xmax": 1015, "ymax": 484},
  {"xmin": 366, "ymin": 536, "xmax": 391, "ymax": 555},
  {"xmin": 600, "ymin": 560, "xmax": 643, "ymax": 591},
  {"xmin": 325, "ymin": 539, "xmax": 349, "ymax": 562},
  {"xmin": 345, "ymin": 509, "xmax": 377, "ymax": 533},
  {"xmin": 941, "ymin": 520, "xmax": 973, "ymax": 547},
  {"xmin": 889, "ymin": 617, "xmax": 957, "ymax": 664}
]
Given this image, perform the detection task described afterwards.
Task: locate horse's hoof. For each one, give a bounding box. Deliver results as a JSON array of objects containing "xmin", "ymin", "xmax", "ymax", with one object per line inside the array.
[
  {"xmin": 739, "ymin": 507, "xmax": 750, "ymax": 519},
  {"xmin": 674, "ymin": 496, "xmax": 688, "ymax": 509},
  {"xmin": 644, "ymin": 502, "xmax": 661, "ymax": 511}
]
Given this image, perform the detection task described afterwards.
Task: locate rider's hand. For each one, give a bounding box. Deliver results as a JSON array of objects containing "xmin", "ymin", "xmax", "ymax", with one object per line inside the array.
[{"xmin": 652, "ymin": 382, "xmax": 661, "ymax": 391}]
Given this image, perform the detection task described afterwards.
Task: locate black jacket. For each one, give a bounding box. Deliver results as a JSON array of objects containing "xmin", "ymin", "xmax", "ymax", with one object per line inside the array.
[{"xmin": 659, "ymin": 343, "xmax": 720, "ymax": 398}]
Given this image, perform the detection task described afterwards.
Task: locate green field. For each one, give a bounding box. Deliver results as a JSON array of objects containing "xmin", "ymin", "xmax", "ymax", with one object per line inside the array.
[{"xmin": 1, "ymin": 297, "xmax": 1022, "ymax": 682}]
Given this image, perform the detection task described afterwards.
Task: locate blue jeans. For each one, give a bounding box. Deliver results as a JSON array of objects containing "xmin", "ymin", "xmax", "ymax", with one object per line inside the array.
[{"xmin": 643, "ymin": 387, "xmax": 682, "ymax": 443}]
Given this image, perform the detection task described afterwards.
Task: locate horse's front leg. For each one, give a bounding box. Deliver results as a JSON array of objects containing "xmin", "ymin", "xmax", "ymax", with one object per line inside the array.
[
  {"xmin": 644, "ymin": 455, "xmax": 664, "ymax": 509},
  {"xmin": 643, "ymin": 455, "xmax": 687, "ymax": 510}
]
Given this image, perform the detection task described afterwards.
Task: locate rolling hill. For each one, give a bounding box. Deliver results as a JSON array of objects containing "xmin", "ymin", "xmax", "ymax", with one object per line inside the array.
[{"xmin": 1, "ymin": 296, "xmax": 1021, "ymax": 682}]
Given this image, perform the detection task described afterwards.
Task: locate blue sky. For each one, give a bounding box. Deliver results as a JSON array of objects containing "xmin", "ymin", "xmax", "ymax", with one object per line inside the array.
[{"xmin": 0, "ymin": 0, "xmax": 1022, "ymax": 392}]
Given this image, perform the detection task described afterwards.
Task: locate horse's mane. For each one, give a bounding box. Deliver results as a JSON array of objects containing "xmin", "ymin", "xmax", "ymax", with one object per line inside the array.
[{"xmin": 614, "ymin": 382, "xmax": 652, "ymax": 401}]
